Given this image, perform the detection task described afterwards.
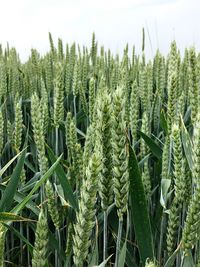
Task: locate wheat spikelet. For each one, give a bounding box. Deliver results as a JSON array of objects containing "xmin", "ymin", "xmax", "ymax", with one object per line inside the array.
[
  {"xmin": 112, "ymin": 86, "xmax": 129, "ymax": 220},
  {"xmin": 96, "ymin": 91, "xmax": 113, "ymax": 210},
  {"xmin": 53, "ymin": 63, "xmax": 64, "ymax": 128},
  {"xmin": 130, "ymin": 80, "xmax": 139, "ymax": 144},
  {"xmin": 14, "ymin": 100, "xmax": 23, "ymax": 151},
  {"xmin": 182, "ymin": 114, "xmax": 200, "ymax": 251},
  {"xmin": 73, "ymin": 152, "xmax": 102, "ymax": 266},
  {"xmin": 31, "ymin": 93, "xmax": 48, "ymax": 175},
  {"xmin": 45, "ymin": 180, "xmax": 62, "ymax": 230},
  {"xmin": 167, "ymin": 124, "xmax": 186, "ymax": 255},
  {"xmin": 32, "ymin": 209, "xmax": 48, "ymax": 267}
]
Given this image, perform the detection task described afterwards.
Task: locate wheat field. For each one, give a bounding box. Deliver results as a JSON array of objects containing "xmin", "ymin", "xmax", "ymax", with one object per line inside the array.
[{"xmin": 0, "ymin": 32, "xmax": 199, "ymax": 267}]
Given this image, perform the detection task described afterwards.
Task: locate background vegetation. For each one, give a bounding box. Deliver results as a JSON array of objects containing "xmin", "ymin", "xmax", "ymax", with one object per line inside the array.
[{"xmin": 0, "ymin": 31, "xmax": 199, "ymax": 267}]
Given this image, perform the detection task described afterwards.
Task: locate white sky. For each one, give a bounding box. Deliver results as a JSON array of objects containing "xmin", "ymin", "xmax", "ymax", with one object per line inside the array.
[{"xmin": 0, "ymin": 0, "xmax": 199, "ymax": 61}]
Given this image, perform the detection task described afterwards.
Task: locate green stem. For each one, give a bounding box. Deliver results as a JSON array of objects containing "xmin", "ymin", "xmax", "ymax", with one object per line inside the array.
[
  {"xmin": 55, "ymin": 128, "xmax": 60, "ymax": 267},
  {"xmin": 114, "ymin": 218, "xmax": 123, "ymax": 267},
  {"xmin": 26, "ymin": 224, "xmax": 30, "ymax": 266},
  {"xmin": 73, "ymin": 95, "xmax": 77, "ymax": 126},
  {"xmin": 56, "ymin": 229, "xmax": 61, "ymax": 267},
  {"xmin": 55, "ymin": 127, "xmax": 59, "ymax": 156},
  {"xmin": 103, "ymin": 210, "xmax": 108, "ymax": 261},
  {"xmin": 20, "ymin": 219, "xmax": 23, "ymax": 265},
  {"xmin": 158, "ymin": 211, "xmax": 165, "ymax": 263}
]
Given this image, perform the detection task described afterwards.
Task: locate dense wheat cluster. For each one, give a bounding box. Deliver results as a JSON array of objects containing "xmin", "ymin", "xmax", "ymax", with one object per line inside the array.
[{"xmin": 0, "ymin": 32, "xmax": 200, "ymax": 267}]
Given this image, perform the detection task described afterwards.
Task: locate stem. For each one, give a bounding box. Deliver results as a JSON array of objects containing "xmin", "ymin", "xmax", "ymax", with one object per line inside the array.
[
  {"xmin": 26, "ymin": 224, "xmax": 30, "ymax": 266},
  {"xmin": 55, "ymin": 128, "xmax": 60, "ymax": 267},
  {"xmin": 114, "ymin": 218, "xmax": 123, "ymax": 267},
  {"xmin": 55, "ymin": 127, "xmax": 59, "ymax": 156},
  {"xmin": 158, "ymin": 211, "xmax": 165, "ymax": 263},
  {"xmin": 56, "ymin": 229, "xmax": 61, "ymax": 267},
  {"xmin": 20, "ymin": 220, "xmax": 23, "ymax": 265},
  {"xmin": 73, "ymin": 95, "xmax": 77, "ymax": 125},
  {"xmin": 103, "ymin": 210, "xmax": 108, "ymax": 261}
]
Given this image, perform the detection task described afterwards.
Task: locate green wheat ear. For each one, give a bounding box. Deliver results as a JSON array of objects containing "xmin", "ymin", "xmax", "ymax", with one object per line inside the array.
[
  {"xmin": 130, "ymin": 80, "xmax": 139, "ymax": 145},
  {"xmin": 14, "ymin": 100, "xmax": 23, "ymax": 152},
  {"xmin": 96, "ymin": 90, "xmax": 113, "ymax": 210},
  {"xmin": 31, "ymin": 92, "xmax": 48, "ymax": 175},
  {"xmin": 167, "ymin": 124, "xmax": 186, "ymax": 255},
  {"xmin": 72, "ymin": 151, "xmax": 102, "ymax": 267},
  {"xmin": 66, "ymin": 223, "xmax": 74, "ymax": 257},
  {"xmin": 112, "ymin": 86, "xmax": 129, "ymax": 220},
  {"xmin": 32, "ymin": 209, "xmax": 49, "ymax": 267},
  {"xmin": 45, "ymin": 180, "xmax": 62, "ymax": 230},
  {"xmin": 182, "ymin": 114, "xmax": 200, "ymax": 251},
  {"xmin": 53, "ymin": 63, "xmax": 64, "ymax": 128}
]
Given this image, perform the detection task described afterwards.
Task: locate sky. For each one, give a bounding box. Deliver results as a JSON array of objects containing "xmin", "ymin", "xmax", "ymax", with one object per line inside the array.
[{"xmin": 0, "ymin": 0, "xmax": 199, "ymax": 61}]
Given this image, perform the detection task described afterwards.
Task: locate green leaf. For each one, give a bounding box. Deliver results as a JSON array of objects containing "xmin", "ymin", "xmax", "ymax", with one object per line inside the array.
[
  {"xmin": 0, "ymin": 148, "xmax": 26, "ymax": 212},
  {"xmin": 0, "ymin": 184, "xmax": 39, "ymax": 215},
  {"xmin": 11, "ymin": 154, "xmax": 62, "ymax": 215},
  {"xmin": 129, "ymin": 144, "xmax": 154, "ymax": 266},
  {"xmin": 46, "ymin": 145, "xmax": 78, "ymax": 210},
  {"xmin": 182, "ymin": 251, "xmax": 194, "ymax": 267},
  {"xmin": 160, "ymin": 179, "xmax": 171, "ymax": 209},
  {"xmin": 163, "ymin": 245, "xmax": 180, "ymax": 267},
  {"xmin": 93, "ymin": 254, "xmax": 113, "ymax": 267},
  {"xmin": 0, "ymin": 149, "xmax": 24, "ymax": 177},
  {"xmin": 88, "ymin": 228, "xmax": 99, "ymax": 266},
  {"xmin": 118, "ymin": 239, "xmax": 127, "ymax": 267},
  {"xmin": 138, "ymin": 131, "xmax": 162, "ymax": 159},
  {"xmin": 76, "ymin": 128, "xmax": 86, "ymax": 138},
  {"xmin": 48, "ymin": 230, "xmax": 65, "ymax": 261},
  {"xmin": 0, "ymin": 212, "xmax": 33, "ymax": 222},
  {"xmin": 160, "ymin": 109, "xmax": 168, "ymax": 134},
  {"xmin": 181, "ymin": 117, "xmax": 194, "ymax": 171}
]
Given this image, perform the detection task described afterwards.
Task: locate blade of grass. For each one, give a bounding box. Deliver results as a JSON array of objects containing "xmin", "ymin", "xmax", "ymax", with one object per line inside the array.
[
  {"xmin": 11, "ymin": 154, "xmax": 63, "ymax": 214},
  {"xmin": 0, "ymin": 148, "xmax": 27, "ymax": 211},
  {"xmin": 0, "ymin": 184, "xmax": 39, "ymax": 215},
  {"xmin": 129, "ymin": 144, "xmax": 154, "ymax": 266},
  {"xmin": 46, "ymin": 145, "xmax": 78, "ymax": 210},
  {"xmin": 138, "ymin": 131, "xmax": 162, "ymax": 159},
  {"xmin": 0, "ymin": 149, "xmax": 24, "ymax": 177},
  {"xmin": 181, "ymin": 116, "xmax": 194, "ymax": 171},
  {"xmin": 0, "ymin": 212, "xmax": 34, "ymax": 222}
]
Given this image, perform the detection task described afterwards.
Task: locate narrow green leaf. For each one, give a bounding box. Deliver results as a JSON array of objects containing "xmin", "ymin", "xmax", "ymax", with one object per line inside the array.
[
  {"xmin": 138, "ymin": 131, "xmax": 162, "ymax": 159},
  {"xmin": 182, "ymin": 252, "xmax": 194, "ymax": 267},
  {"xmin": 181, "ymin": 117, "xmax": 194, "ymax": 171},
  {"xmin": 160, "ymin": 179, "xmax": 171, "ymax": 209},
  {"xmin": 0, "ymin": 149, "xmax": 24, "ymax": 177},
  {"xmin": 93, "ymin": 254, "xmax": 113, "ymax": 267},
  {"xmin": 0, "ymin": 184, "xmax": 39, "ymax": 215},
  {"xmin": 46, "ymin": 145, "xmax": 78, "ymax": 210},
  {"xmin": 163, "ymin": 245, "xmax": 180, "ymax": 267},
  {"xmin": 160, "ymin": 109, "xmax": 168, "ymax": 134},
  {"xmin": 11, "ymin": 154, "xmax": 62, "ymax": 214},
  {"xmin": 118, "ymin": 239, "xmax": 127, "ymax": 267},
  {"xmin": 0, "ymin": 212, "xmax": 33, "ymax": 222},
  {"xmin": 129, "ymin": 144, "xmax": 154, "ymax": 266},
  {"xmin": 0, "ymin": 148, "xmax": 26, "ymax": 211}
]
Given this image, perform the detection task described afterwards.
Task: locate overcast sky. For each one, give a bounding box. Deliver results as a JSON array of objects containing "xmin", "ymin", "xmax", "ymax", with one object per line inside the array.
[{"xmin": 0, "ymin": 0, "xmax": 199, "ymax": 61}]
